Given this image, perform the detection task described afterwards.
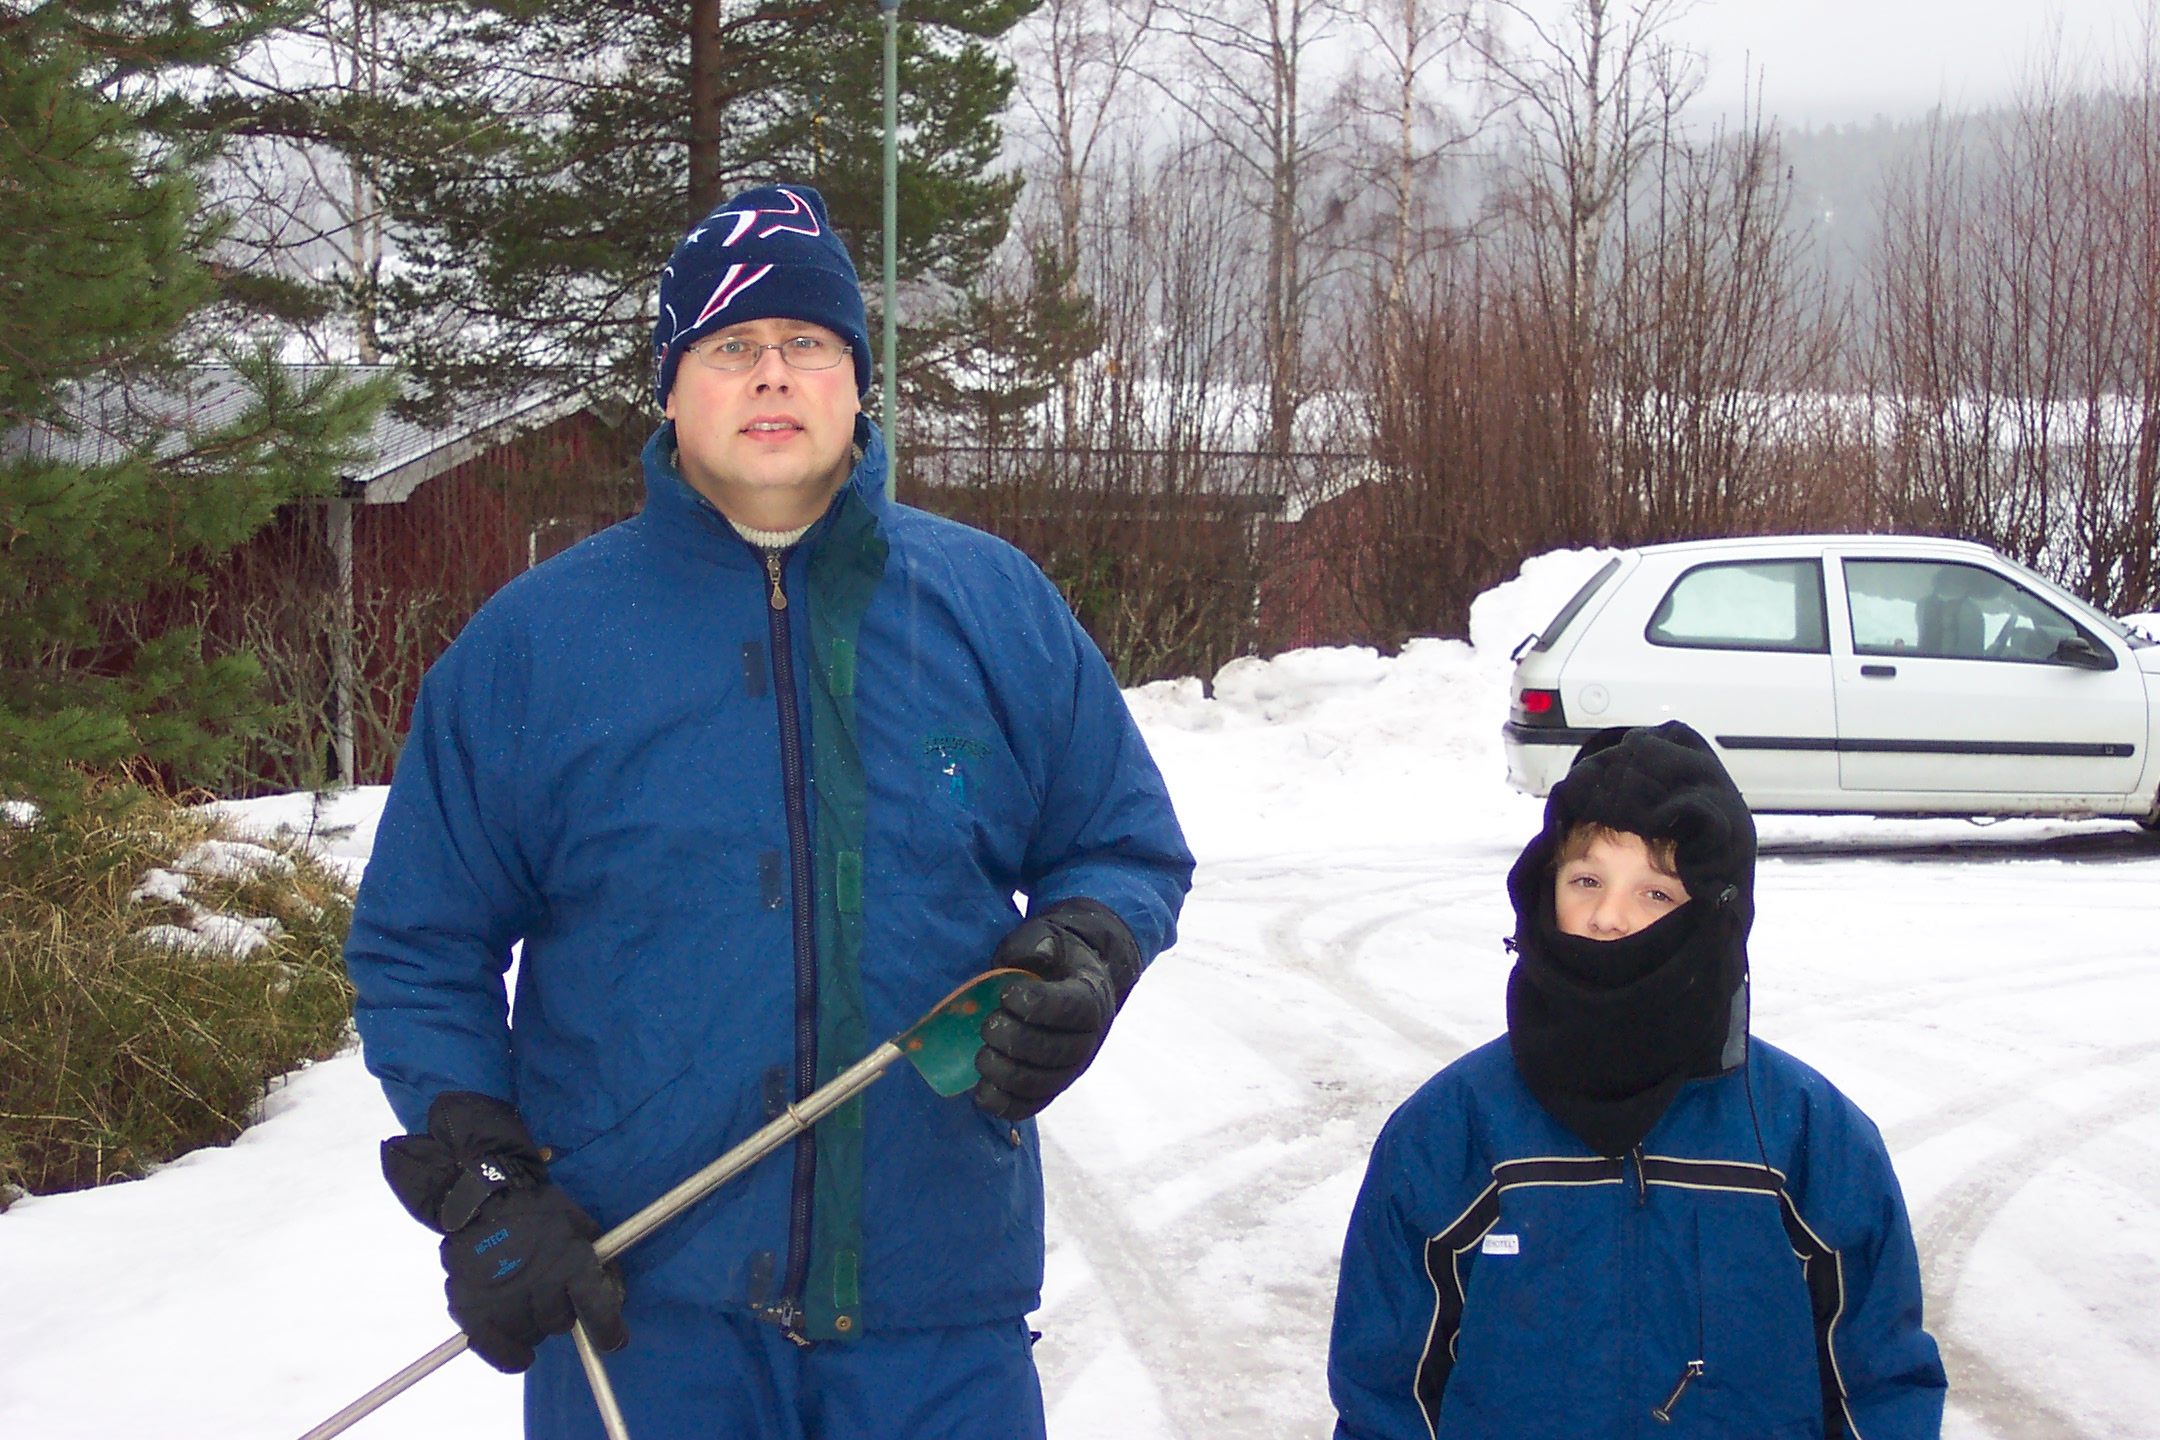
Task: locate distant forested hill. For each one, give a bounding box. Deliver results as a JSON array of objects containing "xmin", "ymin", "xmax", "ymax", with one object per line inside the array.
[{"xmin": 1777, "ymin": 109, "xmax": 2014, "ymax": 296}]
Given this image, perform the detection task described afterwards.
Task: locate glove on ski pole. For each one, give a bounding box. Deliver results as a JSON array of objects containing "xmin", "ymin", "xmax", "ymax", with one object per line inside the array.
[
  {"xmin": 382, "ymin": 1091, "xmax": 628, "ymax": 1373},
  {"xmin": 974, "ymin": 898, "xmax": 1142, "ymax": 1121}
]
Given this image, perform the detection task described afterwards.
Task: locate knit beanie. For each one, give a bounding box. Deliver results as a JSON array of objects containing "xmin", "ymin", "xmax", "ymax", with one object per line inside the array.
[
  {"xmin": 652, "ymin": 183, "xmax": 873, "ymax": 404},
  {"xmin": 1503, "ymin": 722, "xmax": 1757, "ymax": 1155}
]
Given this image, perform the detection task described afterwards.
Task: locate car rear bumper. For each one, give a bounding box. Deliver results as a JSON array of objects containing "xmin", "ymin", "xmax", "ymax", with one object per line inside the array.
[{"xmin": 1502, "ymin": 721, "xmax": 1600, "ymax": 796}]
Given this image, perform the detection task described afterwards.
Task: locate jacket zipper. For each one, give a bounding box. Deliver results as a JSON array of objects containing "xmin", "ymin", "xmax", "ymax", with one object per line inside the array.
[
  {"xmin": 1651, "ymin": 1360, "xmax": 1704, "ymax": 1423},
  {"xmin": 1633, "ymin": 1149, "xmax": 1710, "ymax": 1427},
  {"xmin": 763, "ymin": 544, "xmax": 818, "ymax": 1344}
]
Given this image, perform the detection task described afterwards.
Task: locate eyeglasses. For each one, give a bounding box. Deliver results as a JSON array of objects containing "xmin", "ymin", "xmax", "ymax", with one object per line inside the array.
[{"xmin": 687, "ymin": 334, "xmax": 852, "ymax": 373}]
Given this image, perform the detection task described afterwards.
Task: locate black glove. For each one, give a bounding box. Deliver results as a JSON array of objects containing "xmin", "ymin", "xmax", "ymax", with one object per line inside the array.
[
  {"xmin": 382, "ymin": 1091, "xmax": 628, "ymax": 1373},
  {"xmin": 974, "ymin": 898, "xmax": 1143, "ymax": 1121}
]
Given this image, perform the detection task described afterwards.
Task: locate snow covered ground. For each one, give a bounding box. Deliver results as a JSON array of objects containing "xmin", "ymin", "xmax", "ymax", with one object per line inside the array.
[{"xmin": 5, "ymin": 551, "xmax": 2159, "ymax": 1439}]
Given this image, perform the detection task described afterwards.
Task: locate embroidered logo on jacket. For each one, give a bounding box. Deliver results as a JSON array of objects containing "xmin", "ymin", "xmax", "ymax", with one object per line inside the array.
[{"xmin": 922, "ymin": 734, "xmax": 993, "ymax": 806}]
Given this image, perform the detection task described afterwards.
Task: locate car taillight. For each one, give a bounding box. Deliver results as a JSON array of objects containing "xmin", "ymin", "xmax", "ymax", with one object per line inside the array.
[{"xmin": 1516, "ymin": 688, "xmax": 1565, "ymax": 725}]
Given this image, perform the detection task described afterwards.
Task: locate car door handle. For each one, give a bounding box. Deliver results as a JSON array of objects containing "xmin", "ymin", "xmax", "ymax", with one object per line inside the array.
[{"xmin": 1860, "ymin": 664, "xmax": 1897, "ymax": 678}]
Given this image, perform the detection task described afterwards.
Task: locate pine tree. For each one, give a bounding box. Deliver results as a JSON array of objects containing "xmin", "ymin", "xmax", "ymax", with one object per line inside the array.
[
  {"xmin": 208, "ymin": 0, "xmax": 1038, "ymax": 410},
  {"xmin": 908, "ymin": 243, "xmax": 1101, "ymax": 447},
  {"xmin": 0, "ymin": 2, "xmax": 386, "ymax": 813}
]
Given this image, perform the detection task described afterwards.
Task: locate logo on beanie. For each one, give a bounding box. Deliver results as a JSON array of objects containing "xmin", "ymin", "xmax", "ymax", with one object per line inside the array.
[
  {"xmin": 706, "ymin": 187, "xmax": 825, "ymax": 247},
  {"xmin": 691, "ymin": 262, "xmax": 776, "ymax": 330}
]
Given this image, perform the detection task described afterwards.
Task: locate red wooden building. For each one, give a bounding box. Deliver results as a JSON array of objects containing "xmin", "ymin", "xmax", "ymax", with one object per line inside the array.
[
  {"xmin": 247, "ymin": 374, "xmax": 644, "ymax": 788},
  {"xmin": 13, "ymin": 366, "xmax": 645, "ymax": 791}
]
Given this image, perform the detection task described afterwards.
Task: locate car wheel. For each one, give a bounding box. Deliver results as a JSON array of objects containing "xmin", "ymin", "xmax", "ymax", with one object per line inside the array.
[{"xmin": 2140, "ymin": 809, "xmax": 2160, "ymax": 833}]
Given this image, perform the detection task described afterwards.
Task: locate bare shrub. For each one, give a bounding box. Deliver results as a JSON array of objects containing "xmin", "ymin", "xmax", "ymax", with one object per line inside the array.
[{"xmin": 1871, "ymin": 40, "xmax": 2160, "ymax": 613}]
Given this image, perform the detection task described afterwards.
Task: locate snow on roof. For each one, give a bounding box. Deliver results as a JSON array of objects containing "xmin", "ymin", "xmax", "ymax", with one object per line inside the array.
[{"xmin": 3, "ymin": 366, "xmax": 593, "ymax": 505}]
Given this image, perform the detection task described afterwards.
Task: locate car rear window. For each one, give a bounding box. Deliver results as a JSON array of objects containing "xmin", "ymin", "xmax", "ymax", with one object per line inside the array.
[
  {"xmin": 1531, "ymin": 557, "xmax": 1622, "ymax": 652},
  {"xmin": 1646, "ymin": 559, "xmax": 1829, "ymax": 653}
]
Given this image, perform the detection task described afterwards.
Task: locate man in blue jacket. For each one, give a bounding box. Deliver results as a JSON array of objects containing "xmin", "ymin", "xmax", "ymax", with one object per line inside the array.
[
  {"xmin": 346, "ymin": 182, "xmax": 1193, "ymax": 1439},
  {"xmin": 1328, "ymin": 723, "xmax": 1944, "ymax": 1439}
]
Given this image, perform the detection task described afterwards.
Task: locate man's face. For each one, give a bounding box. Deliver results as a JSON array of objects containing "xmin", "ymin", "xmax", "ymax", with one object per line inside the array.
[
  {"xmin": 664, "ymin": 316, "xmax": 861, "ymax": 525},
  {"xmin": 1553, "ymin": 831, "xmax": 1691, "ymax": 940}
]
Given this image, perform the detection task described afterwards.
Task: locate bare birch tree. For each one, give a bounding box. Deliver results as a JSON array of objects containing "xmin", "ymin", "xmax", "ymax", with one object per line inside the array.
[
  {"xmin": 1011, "ymin": 0, "xmax": 1162, "ymax": 280},
  {"xmin": 1153, "ymin": 0, "xmax": 1354, "ymax": 454},
  {"xmin": 1342, "ymin": 0, "xmax": 1474, "ymax": 319},
  {"xmin": 1473, "ymin": 0, "xmax": 1699, "ymax": 526}
]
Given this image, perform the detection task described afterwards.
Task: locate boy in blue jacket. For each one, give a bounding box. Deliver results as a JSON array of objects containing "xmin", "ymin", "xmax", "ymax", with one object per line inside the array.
[{"xmin": 1328, "ymin": 722, "xmax": 1945, "ymax": 1439}]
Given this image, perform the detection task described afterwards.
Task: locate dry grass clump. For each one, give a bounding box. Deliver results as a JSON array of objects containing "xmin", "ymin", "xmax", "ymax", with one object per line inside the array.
[{"xmin": 0, "ymin": 790, "xmax": 356, "ymax": 1206}]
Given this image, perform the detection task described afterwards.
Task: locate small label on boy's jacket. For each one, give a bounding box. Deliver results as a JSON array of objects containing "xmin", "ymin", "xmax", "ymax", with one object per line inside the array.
[{"xmin": 1482, "ymin": 1233, "xmax": 1520, "ymax": 1255}]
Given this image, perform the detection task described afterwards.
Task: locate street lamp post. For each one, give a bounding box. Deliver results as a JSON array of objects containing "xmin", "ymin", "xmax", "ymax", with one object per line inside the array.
[{"xmin": 880, "ymin": 0, "xmax": 899, "ymax": 502}]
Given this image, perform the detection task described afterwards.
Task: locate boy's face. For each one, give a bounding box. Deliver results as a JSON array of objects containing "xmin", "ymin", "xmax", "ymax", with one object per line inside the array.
[{"xmin": 1554, "ymin": 831, "xmax": 1691, "ymax": 940}]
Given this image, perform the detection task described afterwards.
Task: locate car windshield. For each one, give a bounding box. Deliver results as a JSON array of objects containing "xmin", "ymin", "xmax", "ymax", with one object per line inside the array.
[{"xmin": 1995, "ymin": 555, "xmax": 2153, "ymax": 648}]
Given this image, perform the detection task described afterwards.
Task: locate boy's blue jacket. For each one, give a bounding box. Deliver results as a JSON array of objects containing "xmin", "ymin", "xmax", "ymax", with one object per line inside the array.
[
  {"xmin": 1330, "ymin": 1037, "xmax": 1946, "ymax": 1440},
  {"xmin": 345, "ymin": 418, "xmax": 1192, "ymax": 1339}
]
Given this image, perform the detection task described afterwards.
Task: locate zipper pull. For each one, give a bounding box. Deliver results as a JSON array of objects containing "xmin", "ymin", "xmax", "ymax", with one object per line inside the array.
[
  {"xmin": 1651, "ymin": 1359, "xmax": 1705, "ymax": 1423},
  {"xmin": 764, "ymin": 549, "xmax": 787, "ymax": 610},
  {"xmin": 1631, "ymin": 1145, "xmax": 1647, "ymax": 1207},
  {"xmin": 754, "ymin": 1297, "xmax": 815, "ymax": 1348}
]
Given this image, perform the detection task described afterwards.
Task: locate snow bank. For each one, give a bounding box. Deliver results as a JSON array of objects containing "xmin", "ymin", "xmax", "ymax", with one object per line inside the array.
[
  {"xmin": 1127, "ymin": 547, "xmax": 1618, "ymax": 863},
  {"xmin": 1466, "ymin": 546, "xmax": 1623, "ymax": 658}
]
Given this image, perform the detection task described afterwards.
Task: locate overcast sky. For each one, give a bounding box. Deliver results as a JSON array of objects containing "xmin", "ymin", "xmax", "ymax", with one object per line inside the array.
[{"xmin": 1665, "ymin": 0, "xmax": 2149, "ymax": 125}]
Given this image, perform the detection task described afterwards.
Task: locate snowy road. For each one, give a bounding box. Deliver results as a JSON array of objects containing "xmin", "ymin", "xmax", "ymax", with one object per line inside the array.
[
  {"xmin": 1032, "ymin": 823, "xmax": 2160, "ymax": 1440},
  {"xmin": 4, "ymin": 554, "xmax": 2158, "ymax": 1437}
]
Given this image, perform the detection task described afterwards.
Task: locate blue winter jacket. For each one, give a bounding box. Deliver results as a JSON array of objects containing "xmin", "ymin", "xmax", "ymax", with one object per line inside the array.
[
  {"xmin": 346, "ymin": 418, "xmax": 1193, "ymax": 1340},
  {"xmin": 1329, "ymin": 1037, "xmax": 1945, "ymax": 1440}
]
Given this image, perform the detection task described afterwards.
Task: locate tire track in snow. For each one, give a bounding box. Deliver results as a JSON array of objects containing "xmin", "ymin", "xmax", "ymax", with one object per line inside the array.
[
  {"xmin": 1035, "ymin": 863, "xmax": 1488, "ymax": 1438},
  {"xmin": 1912, "ymin": 1082, "xmax": 2160, "ymax": 1440},
  {"xmin": 1034, "ymin": 1142, "xmax": 1218, "ymax": 1440},
  {"xmin": 1256, "ymin": 872, "xmax": 1490, "ymax": 1065},
  {"xmin": 1039, "ymin": 1129, "xmax": 1347, "ymax": 1440},
  {"xmin": 1763, "ymin": 951, "xmax": 2159, "ymax": 1036},
  {"xmin": 1883, "ymin": 1041, "xmax": 2160, "ymax": 1153}
]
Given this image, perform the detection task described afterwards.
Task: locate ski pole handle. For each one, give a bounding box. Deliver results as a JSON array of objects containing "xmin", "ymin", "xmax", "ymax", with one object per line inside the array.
[{"xmin": 295, "ymin": 1040, "xmax": 905, "ymax": 1440}]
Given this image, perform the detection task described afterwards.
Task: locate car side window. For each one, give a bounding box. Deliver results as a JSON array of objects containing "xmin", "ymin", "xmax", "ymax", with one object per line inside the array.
[
  {"xmin": 1645, "ymin": 559, "xmax": 1829, "ymax": 653},
  {"xmin": 1843, "ymin": 559, "xmax": 2084, "ymax": 662}
]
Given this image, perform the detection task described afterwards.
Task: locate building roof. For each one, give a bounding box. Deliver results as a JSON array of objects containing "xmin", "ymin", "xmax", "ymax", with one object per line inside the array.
[{"xmin": 3, "ymin": 365, "xmax": 595, "ymax": 505}]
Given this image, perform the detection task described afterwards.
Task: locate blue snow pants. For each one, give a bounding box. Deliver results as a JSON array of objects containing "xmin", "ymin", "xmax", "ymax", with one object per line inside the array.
[{"xmin": 524, "ymin": 1302, "xmax": 1047, "ymax": 1440}]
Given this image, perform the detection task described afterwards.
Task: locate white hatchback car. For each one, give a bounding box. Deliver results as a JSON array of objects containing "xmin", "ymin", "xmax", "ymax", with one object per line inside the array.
[{"xmin": 1503, "ymin": 535, "xmax": 2160, "ymax": 822}]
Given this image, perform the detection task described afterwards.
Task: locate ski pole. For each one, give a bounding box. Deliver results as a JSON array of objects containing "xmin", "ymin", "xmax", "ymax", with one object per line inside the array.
[
  {"xmin": 295, "ymin": 968, "xmax": 1024, "ymax": 1440},
  {"xmin": 573, "ymin": 1319, "xmax": 632, "ymax": 1440}
]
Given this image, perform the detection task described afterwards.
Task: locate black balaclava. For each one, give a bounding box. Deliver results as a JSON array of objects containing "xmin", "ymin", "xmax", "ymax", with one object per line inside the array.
[{"xmin": 1504, "ymin": 721, "xmax": 1756, "ymax": 1157}]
